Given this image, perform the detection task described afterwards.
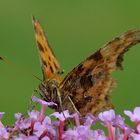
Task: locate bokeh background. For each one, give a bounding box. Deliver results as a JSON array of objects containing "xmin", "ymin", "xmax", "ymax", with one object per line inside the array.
[{"xmin": 0, "ymin": 0, "xmax": 140, "ymax": 124}]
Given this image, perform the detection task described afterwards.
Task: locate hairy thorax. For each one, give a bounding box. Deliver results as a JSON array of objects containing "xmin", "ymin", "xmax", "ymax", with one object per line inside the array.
[{"xmin": 39, "ymin": 80, "xmax": 61, "ymax": 110}]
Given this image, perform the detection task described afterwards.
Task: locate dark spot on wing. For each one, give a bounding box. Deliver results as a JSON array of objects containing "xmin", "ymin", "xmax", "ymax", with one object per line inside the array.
[
  {"xmin": 116, "ymin": 53, "xmax": 124, "ymax": 69},
  {"xmin": 34, "ymin": 24, "xmax": 42, "ymax": 37},
  {"xmin": 37, "ymin": 41, "xmax": 45, "ymax": 52},
  {"xmin": 50, "ymin": 66, "xmax": 54, "ymax": 73},
  {"xmin": 88, "ymin": 75, "xmax": 94, "ymax": 86},
  {"xmin": 75, "ymin": 100, "xmax": 85, "ymax": 109},
  {"xmin": 104, "ymin": 95, "xmax": 110, "ymax": 102},
  {"xmin": 32, "ymin": 16, "xmax": 36, "ymax": 22},
  {"xmin": 95, "ymin": 71, "xmax": 104, "ymax": 79},
  {"xmin": 80, "ymin": 75, "xmax": 94, "ymax": 90},
  {"xmin": 53, "ymin": 62, "xmax": 58, "ymax": 69},
  {"xmin": 42, "ymin": 59, "xmax": 48, "ymax": 67},
  {"xmin": 116, "ymin": 48, "xmax": 129, "ymax": 69},
  {"xmin": 48, "ymin": 62, "xmax": 51, "ymax": 66},
  {"xmin": 48, "ymin": 56, "xmax": 51, "ymax": 61},
  {"xmin": 44, "ymin": 47, "xmax": 48, "ymax": 51},
  {"xmin": 88, "ymin": 49, "xmax": 103, "ymax": 61},
  {"xmin": 84, "ymin": 95, "xmax": 92, "ymax": 101},
  {"xmin": 76, "ymin": 64, "xmax": 84, "ymax": 75}
]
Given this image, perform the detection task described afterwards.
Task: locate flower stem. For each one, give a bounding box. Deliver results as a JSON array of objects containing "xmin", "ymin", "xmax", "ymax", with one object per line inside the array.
[
  {"xmin": 134, "ymin": 121, "xmax": 139, "ymax": 133},
  {"xmin": 59, "ymin": 121, "xmax": 64, "ymax": 140},
  {"xmin": 74, "ymin": 113, "xmax": 80, "ymax": 126},
  {"xmin": 39, "ymin": 105, "xmax": 47, "ymax": 122},
  {"xmin": 107, "ymin": 123, "xmax": 115, "ymax": 140},
  {"xmin": 123, "ymin": 132, "xmax": 129, "ymax": 140},
  {"xmin": 39, "ymin": 130, "xmax": 50, "ymax": 140},
  {"xmin": 30, "ymin": 119, "xmax": 35, "ymax": 135}
]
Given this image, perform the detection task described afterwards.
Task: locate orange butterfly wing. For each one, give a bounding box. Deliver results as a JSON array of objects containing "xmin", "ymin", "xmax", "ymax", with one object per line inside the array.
[
  {"xmin": 60, "ymin": 30, "xmax": 140, "ymax": 116},
  {"xmin": 32, "ymin": 16, "xmax": 61, "ymax": 82}
]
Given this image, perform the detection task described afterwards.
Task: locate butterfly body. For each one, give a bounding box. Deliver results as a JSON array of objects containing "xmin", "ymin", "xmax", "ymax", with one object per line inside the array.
[
  {"xmin": 39, "ymin": 80, "xmax": 60, "ymax": 108},
  {"xmin": 32, "ymin": 16, "xmax": 140, "ymax": 116}
]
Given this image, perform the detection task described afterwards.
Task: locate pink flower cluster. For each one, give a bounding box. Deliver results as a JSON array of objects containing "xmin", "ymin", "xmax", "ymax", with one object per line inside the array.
[{"xmin": 0, "ymin": 96, "xmax": 140, "ymax": 140}]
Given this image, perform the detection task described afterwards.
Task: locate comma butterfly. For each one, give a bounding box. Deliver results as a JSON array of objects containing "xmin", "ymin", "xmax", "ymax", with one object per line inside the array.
[{"xmin": 32, "ymin": 16, "xmax": 140, "ymax": 116}]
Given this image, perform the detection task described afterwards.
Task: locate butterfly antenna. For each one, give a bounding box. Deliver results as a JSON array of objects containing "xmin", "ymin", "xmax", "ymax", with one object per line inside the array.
[
  {"xmin": 0, "ymin": 56, "xmax": 42, "ymax": 82},
  {"xmin": 32, "ymin": 74, "xmax": 42, "ymax": 82}
]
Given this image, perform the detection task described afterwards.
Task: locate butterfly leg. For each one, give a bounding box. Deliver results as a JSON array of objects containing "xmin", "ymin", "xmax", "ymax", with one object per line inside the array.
[
  {"xmin": 55, "ymin": 88, "xmax": 67, "ymax": 117},
  {"xmin": 67, "ymin": 96, "xmax": 80, "ymax": 114},
  {"xmin": 28, "ymin": 87, "xmax": 48, "ymax": 111},
  {"xmin": 28, "ymin": 88, "xmax": 40, "ymax": 111},
  {"xmin": 62, "ymin": 94, "xmax": 79, "ymax": 114}
]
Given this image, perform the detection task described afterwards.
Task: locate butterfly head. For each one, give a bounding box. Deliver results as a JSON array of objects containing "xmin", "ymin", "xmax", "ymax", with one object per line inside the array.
[{"xmin": 39, "ymin": 80, "xmax": 60, "ymax": 108}]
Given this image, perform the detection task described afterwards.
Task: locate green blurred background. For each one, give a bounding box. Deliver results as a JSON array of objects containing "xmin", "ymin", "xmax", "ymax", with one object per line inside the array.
[{"xmin": 0, "ymin": 0, "xmax": 140, "ymax": 124}]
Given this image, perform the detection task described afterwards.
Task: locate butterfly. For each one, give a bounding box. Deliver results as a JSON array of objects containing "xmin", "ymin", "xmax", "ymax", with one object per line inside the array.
[{"xmin": 32, "ymin": 16, "xmax": 140, "ymax": 116}]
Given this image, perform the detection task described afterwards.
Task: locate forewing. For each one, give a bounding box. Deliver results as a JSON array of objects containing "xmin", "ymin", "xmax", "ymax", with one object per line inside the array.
[
  {"xmin": 60, "ymin": 30, "xmax": 140, "ymax": 116},
  {"xmin": 32, "ymin": 16, "xmax": 61, "ymax": 81}
]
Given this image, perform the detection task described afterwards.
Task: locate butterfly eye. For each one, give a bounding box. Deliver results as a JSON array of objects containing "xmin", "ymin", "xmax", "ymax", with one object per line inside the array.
[{"xmin": 57, "ymin": 69, "xmax": 65, "ymax": 75}]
